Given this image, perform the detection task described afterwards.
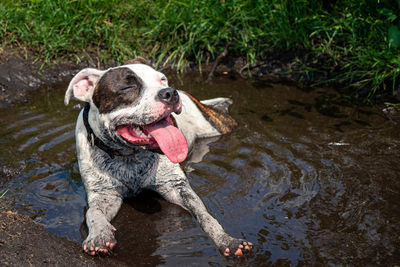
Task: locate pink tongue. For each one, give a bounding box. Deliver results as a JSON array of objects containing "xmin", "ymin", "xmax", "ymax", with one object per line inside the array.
[{"xmin": 143, "ymin": 119, "xmax": 188, "ymax": 163}]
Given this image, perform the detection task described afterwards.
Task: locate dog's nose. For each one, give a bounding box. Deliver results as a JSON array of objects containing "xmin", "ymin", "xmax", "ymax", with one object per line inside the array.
[{"xmin": 158, "ymin": 87, "xmax": 179, "ymax": 104}]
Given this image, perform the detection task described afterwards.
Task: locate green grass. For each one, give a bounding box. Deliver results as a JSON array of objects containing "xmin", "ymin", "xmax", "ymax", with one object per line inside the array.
[
  {"xmin": 0, "ymin": 0, "xmax": 399, "ymax": 98},
  {"xmin": 0, "ymin": 189, "xmax": 7, "ymax": 199},
  {"xmin": 0, "ymin": 189, "xmax": 8, "ymax": 201},
  {"xmin": 0, "ymin": 189, "xmax": 8, "ymax": 209}
]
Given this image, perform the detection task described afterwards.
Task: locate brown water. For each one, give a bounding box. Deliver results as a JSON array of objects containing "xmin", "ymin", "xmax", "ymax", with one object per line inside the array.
[{"xmin": 1, "ymin": 73, "xmax": 399, "ymax": 266}]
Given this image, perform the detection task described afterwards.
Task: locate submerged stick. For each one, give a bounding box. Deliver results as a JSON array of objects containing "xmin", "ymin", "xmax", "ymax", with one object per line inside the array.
[{"xmin": 206, "ymin": 43, "xmax": 231, "ymax": 83}]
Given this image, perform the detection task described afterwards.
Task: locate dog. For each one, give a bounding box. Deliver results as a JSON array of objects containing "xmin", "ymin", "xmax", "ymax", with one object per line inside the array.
[{"xmin": 64, "ymin": 57, "xmax": 253, "ymax": 257}]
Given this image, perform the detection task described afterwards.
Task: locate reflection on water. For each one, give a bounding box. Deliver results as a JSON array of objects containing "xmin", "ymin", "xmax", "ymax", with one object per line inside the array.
[{"xmin": 0, "ymin": 74, "xmax": 399, "ymax": 265}]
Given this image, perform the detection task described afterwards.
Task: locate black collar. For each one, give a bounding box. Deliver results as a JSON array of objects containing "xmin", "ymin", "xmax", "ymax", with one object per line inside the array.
[{"xmin": 83, "ymin": 102, "xmax": 122, "ymax": 159}]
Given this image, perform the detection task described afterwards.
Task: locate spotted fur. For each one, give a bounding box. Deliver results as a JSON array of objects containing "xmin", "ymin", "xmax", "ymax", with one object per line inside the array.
[
  {"xmin": 92, "ymin": 67, "xmax": 143, "ymax": 114},
  {"xmin": 184, "ymin": 92, "xmax": 237, "ymax": 134}
]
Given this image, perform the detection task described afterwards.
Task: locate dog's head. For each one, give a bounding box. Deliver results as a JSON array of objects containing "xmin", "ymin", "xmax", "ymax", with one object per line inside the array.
[{"xmin": 65, "ymin": 59, "xmax": 188, "ymax": 163}]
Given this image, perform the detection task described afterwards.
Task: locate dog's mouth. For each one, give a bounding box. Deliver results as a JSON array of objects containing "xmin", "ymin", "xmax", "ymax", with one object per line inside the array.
[{"xmin": 116, "ymin": 115, "xmax": 188, "ymax": 163}]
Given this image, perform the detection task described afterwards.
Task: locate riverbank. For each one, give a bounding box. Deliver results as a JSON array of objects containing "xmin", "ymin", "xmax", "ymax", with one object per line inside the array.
[{"xmin": 0, "ymin": 196, "xmax": 96, "ymax": 267}]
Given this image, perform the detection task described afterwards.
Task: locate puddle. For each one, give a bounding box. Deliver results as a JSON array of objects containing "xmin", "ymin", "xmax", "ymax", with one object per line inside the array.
[{"xmin": 0, "ymin": 73, "xmax": 399, "ymax": 265}]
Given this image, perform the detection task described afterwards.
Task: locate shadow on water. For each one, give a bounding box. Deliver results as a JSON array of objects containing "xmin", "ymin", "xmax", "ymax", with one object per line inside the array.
[{"xmin": 1, "ymin": 73, "xmax": 400, "ymax": 265}]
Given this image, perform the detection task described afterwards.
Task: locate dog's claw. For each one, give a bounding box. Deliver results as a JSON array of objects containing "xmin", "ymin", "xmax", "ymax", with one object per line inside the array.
[
  {"xmin": 234, "ymin": 248, "xmax": 243, "ymax": 256},
  {"xmin": 224, "ymin": 248, "xmax": 230, "ymax": 256}
]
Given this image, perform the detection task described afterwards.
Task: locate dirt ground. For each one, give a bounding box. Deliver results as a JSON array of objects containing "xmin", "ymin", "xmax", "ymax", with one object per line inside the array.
[
  {"xmin": 0, "ymin": 51, "xmax": 93, "ymax": 108},
  {"xmin": 0, "ymin": 197, "xmax": 98, "ymax": 267}
]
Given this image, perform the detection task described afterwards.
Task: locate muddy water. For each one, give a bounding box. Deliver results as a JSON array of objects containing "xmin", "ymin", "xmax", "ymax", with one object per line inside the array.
[{"xmin": 1, "ymin": 73, "xmax": 399, "ymax": 266}]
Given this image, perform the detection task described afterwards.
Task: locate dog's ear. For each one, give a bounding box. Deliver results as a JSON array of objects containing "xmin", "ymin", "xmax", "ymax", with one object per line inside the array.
[
  {"xmin": 124, "ymin": 56, "xmax": 148, "ymax": 65},
  {"xmin": 64, "ymin": 68, "xmax": 106, "ymax": 105}
]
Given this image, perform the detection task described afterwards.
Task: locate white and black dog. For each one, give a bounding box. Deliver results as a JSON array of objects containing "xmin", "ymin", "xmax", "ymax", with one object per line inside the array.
[{"xmin": 64, "ymin": 58, "xmax": 253, "ymax": 257}]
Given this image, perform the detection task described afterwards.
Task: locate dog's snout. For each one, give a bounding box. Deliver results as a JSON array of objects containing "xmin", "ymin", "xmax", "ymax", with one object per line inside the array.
[{"xmin": 158, "ymin": 87, "xmax": 179, "ymax": 104}]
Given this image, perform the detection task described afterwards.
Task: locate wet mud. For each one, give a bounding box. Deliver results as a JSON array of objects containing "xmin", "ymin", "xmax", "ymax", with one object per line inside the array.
[
  {"xmin": 0, "ymin": 196, "xmax": 96, "ymax": 267},
  {"xmin": 1, "ymin": 54, "xmax": 400, "ymax": 266}
]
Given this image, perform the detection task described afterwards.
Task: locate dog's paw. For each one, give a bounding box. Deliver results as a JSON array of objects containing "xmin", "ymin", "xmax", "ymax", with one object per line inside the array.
[
  {"xmin": 220, "ymin": 238, "xmax": 253, "ymax": 257},
  {"xmin": 82, "ymin": 224, "xmax": 117, "ymax": 256}
]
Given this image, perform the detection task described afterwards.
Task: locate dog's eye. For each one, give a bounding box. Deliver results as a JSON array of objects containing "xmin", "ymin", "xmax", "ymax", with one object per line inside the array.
[
  {"xmin": 120, "ymin": 84, "xmax": 137, "ymax": 91},
  {"xmin": 161, "ymin": 76, "xmax": 167, "ymax": 83}
]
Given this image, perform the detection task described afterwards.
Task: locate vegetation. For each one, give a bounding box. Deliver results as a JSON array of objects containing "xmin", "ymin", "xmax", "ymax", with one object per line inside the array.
[
  {"xmin": 0, "ymin": 0, "xmax": 399, "ymax": 97},
  {"xmin": 0, "ymin": 189, "xmax": 8, "ymax": 201}
]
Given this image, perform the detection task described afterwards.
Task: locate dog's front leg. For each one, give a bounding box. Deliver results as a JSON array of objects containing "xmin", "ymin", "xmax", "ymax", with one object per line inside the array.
[
  {"xmin": 154, "ymin": 178, "xmax": 253, "ymax": 257},
  {"xmin": 83, "ymin": 192, "xmax": 122, "ymax": 256}
]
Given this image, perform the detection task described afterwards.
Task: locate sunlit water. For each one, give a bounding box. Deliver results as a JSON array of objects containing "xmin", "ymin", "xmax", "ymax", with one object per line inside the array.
[{"xmin": 1, "ymin": 73, "xmax": 399, "ymax": 266}]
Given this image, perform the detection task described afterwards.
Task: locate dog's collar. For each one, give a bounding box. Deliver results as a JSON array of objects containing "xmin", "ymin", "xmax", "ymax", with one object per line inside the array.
[{"xmin": 83, "ymin": 102, "xmax": 122, "ymax": 159}]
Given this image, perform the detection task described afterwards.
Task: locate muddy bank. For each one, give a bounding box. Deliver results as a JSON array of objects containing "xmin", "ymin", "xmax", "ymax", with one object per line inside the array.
[
  {"xmin": 0, "ymin": 51, "xmax": 115, "ymax": 108},
  {"xmin": 0, "ymin": 53, "xmax": 68, "ymax": 108},
  {"xmin": 0, "ymin": 50, "xmax": 316, "ymax": 108},
  {"xmin": 0, "ymin": 197, "xmax": 96, "ymax": 267},
  {"xmin": 1, "ymin": 49, "xmax": 399, "ymax": 108}
]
